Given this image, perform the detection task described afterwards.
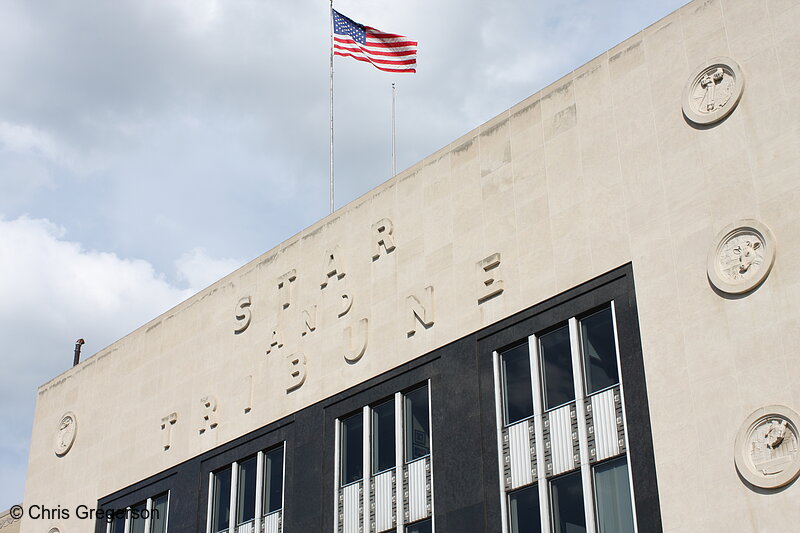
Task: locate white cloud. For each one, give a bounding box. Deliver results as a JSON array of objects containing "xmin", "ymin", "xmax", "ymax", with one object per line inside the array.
[
  {"xmin": 0, "ymin": 215, "xmax": 197, "ymax": 509},
  {"xmin": 175, "ymin": 247, "xmax": 245, "ymax": 291}
]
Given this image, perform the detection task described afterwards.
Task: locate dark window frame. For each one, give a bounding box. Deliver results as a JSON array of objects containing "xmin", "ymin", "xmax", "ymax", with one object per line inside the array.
[{"xmin": 478, "ymin": 264, "xmax": 662, "ymax": 533}]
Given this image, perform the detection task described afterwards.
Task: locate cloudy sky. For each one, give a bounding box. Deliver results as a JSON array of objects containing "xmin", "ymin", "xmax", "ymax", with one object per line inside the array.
[{"xmin": 0, "ymin": 0, "xmax": 687, "ymax": 510}]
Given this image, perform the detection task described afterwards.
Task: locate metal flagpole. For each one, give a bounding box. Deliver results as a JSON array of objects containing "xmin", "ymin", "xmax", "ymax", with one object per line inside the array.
[
  {"xmin": 391, "ymin": 83, "xmax": 396, "ymax": 176},
  {"xmin": 329, "ymin": 0, "xmax": 335, "ymax": 214}
]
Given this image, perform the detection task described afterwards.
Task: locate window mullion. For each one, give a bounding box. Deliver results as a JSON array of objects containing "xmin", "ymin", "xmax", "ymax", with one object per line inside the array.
[
  {"xmin": 280, "ymin": 444, "xmax": 287, "ymax": 514},
  {"xmin": 206, "ymin": 474, "xmax": 214, "ymax": 533},
  {"xmin": 164, "ymin": 492, "xmax": 171, "ymax": 533},
  {"xmin": 611, "ymin": 301, "xmax": 639, "ymax": 533},
  {"xmin": 569, "ymin": 317, "xmax": 596, "ymax": 533},
  {"xmin": 363, "ymin": 404, "xmax": 371, "ymax": 530},
  {"xmin": 124, "ymin": 507, "xmax": 131, "ymax": 533},
  {"xmin": 394, "ymin": 392, "xmax": 404, "ymax": 533},
  {"xmin": 144, "ymin": 497, "xmax": 153, "ymax": 533},
  {"xmin": 426, "ymin": 380, "xmax": 435, "ymax": 531},
  {"xmin": 334, "ymin": 419, "xmax": 341, "ymax": 531},
  {"xmin": 254, "ymin": 451, "xmax": 264, "ymax": 532},
  {"xmin": 491, "ymin": 350, "xmax": 510, "ymax": 533},
  {"xmin": 229, "ymin": 462, "xmax": 238, "ymax": 533},
  {"xmin": 528, "ymin": 334, "xmax": 550, "ymax": 533}
]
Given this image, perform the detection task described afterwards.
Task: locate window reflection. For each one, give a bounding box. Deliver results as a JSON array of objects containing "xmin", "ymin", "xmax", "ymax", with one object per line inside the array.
[
  {"xmin": 540, "ymin": 325, "xmax": 575, "ymax": 410},
  {"xmin": 581, "ymin": 307, "xmax": 619, "ymax": 394},
  {"xmin": 501, "ymin": 343, "xmax": 534, "ymax": 425}
]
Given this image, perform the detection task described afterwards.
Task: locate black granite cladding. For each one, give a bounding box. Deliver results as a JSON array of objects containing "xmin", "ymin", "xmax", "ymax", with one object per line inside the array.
[{"xmin": 96, "ymin": 263, "xmax": 662, "ymax": 533}]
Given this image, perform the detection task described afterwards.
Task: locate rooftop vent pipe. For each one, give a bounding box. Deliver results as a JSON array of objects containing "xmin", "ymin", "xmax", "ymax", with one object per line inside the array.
[{"xmin": 73, "ymin": 339, "xmax": 85, "ymax": 367}]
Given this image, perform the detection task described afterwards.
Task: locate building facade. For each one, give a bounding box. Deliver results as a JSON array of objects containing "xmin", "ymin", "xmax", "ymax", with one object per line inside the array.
[{"xmin": 22, "ymin": 0, "xmax": 800, "ymax": 531}]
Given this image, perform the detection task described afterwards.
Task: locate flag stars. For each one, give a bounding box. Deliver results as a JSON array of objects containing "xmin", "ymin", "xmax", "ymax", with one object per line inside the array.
[{"xmin": 333, "ymin": 10, "xmax": 366, "ymax": 43}]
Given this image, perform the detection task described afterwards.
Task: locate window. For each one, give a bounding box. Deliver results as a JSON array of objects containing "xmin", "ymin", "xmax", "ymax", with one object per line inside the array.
[
  {"xmin": 149, "ymin": 494, "xmax": 169, "ymax": 533},
  {"xmin": 580, "ymin": 307, "xmax": 619, "ymax": 395},
  {"xmin": 372, "ymin": 400, "xmax": 396, "ymax": 474},
  {"xmin": 500, "ymin": 343, "xmax": 534, "ymax": 425},
  {"xmin": 593, "ymin": 457, "xmax": 634, "ymax": 533},
  {"xmin": 107, "ymin": 493, "xmax": 169, "ymax": 533},
  {"xmin": 211, "ymin": 466, "xmax": 232, "ymax": 533},
  {"xmin": 110, "ymin": 513, "xmax": 125, "ymax": 533},
  {"xmin": 508, "ymin": 485, "xmax": 540, "ymax": 533},
  {"xmin": 539, "ymin": 324, "xmax": 574, "ymax": 410},
  {"xmin": 494, "ymin": 302, "xmax": 636, "ymax": 533},
  {"xmin": 550, "ymin": 471, "xmax": 586, "ymax": 533},
  {"xmin": 340, "ymin": 412, "xmax": 364, "ymax": 485},
  {"xmin": 207, "ymin": 444, "xmax": 285, "ymax": 533},
  {"xmin": 263, "ymin": 446, "xmax": 284, "ymax": 515},
  {"xmin": 129, "ymin": 502, "xmax": 147, "ymax": 533},
  {"xmin": 335, "ymin": 383, "xmax": 434, "ymax": 533},
  {"xmin": 236, "ymin": 457, "xmax": 257, "ymax": 527},
  {"xmin": 405, "ymin": 385, "xmax": 430, "ymax": 461}
]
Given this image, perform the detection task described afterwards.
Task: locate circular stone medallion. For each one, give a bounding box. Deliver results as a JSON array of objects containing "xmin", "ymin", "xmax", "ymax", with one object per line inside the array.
[
  {"xmin": 54, "ymin": 412, "xmax": 77, "ymax": 457},
  {"xmin": 735, "ymin": 405, "xmax": 800, "ymax": 489},
  {"xmin": 707, "ymin": 219, "xmax": 775, "ymax": 295},
  {"xmin": 682, "ymin": 57, "xmax": 744, "ymax": 125}
]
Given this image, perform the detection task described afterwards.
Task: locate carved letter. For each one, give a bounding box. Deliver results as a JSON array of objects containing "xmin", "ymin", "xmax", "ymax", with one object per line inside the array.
[
  {"xmin": 407, "ymin": 286, "xmax": 435, "ymax": 336},
  {"xmin": 234, "ymin": 296, "xmax": 252, "ymax": 334},
  {"xmin": 243, "ymin": 375, "xmax": 253, "ymax": 414},
  {"xmin": 199, "ymin": 396, "xmax": 218, "ymax": 434},
  {"xmin": 344, "ymin": 318, "xmax": 369, "ymax": 363},
  {"xmin": 372, "ymin": 218, "xmax": 396, "ymax": 260},
  {"xmin": 301, "ymin": 305, "xmax": 317, "ymax": 336},
  {"xmin": 286, "ymin": 353, "xmax": 307, "ymax": 392},
  {"xmin": 277, "ymin": 270, "xmax": 297, "ymax": 310},
  {"xmin": 160, "ymin": 412, "xmax": 177, "ymax": 450},
  {"xmin": 266, "ymin": 326, "xmax": 284, "ymax": 355},
  {"xmin": 476, "ymin": 253, "xmax": 504, "ymax": 304},
  {"xmin": 321, "ymin": 246, "xmax": 346, "ymax": 288},
  {"xmin": 338, "ymin": 292, "xmax": 353, "ymax": 317}
]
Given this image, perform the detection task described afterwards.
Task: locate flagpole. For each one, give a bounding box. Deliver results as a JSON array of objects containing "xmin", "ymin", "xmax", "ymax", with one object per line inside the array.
[
  {"xmin": 391, "ymin": 83, "xmax": 396, "ymax": 176},
  {"xmin": 329, "ymin": 0, "xmax": 335, "ymax": 214}
]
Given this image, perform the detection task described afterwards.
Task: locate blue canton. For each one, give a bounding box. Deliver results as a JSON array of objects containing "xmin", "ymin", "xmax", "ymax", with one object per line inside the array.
[{"xmin": 333, "ymin": 10, "xmax": 366, "ymax": 44}]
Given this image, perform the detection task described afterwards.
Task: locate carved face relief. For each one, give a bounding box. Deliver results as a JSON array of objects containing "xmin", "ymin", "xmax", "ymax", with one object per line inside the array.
[
  {"xmin": 54, "ymin": 412, "xmax": 77, "ymax": 456},
  {"xmin": 707, "ymin": 220, "xmax": 775, "ymax": 295},
  {"xmin": 735, "ymin": 406, "xmax": 800, "ymax": 489},
  {"xmin": 682, "ymin": 57, "xmax": 744, "ymax": 125}
]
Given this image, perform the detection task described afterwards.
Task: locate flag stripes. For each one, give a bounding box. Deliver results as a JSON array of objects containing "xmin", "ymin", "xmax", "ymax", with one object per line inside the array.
[{"xmin": 332, "ymin": 9, "xmax": 417, "ymax": 73}]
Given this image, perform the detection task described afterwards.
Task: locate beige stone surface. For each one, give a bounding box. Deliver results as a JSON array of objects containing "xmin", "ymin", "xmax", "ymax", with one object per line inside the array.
[
  {"xmin": 21, "ymin": 0, "xmax": 800, "ymax": 530},
  {"xmin": 0, "ymin": 509, "xmax": 21, "ymax": 533}
]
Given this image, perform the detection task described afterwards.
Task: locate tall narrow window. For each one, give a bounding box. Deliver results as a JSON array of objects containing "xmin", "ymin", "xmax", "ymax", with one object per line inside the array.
[
  {"xmin": 212, "ymin": 466, "xmax": 232, "ymax": 533},
  {"xmin": 550, "ymin": 470, "xmax": 586, "ymax": 533},
  {"xmin": 341, "ymin": 412, "xmax": 364, "ymax": 485},
  {"xmin": 580, "ymin": 307, "xmax": 619, "ymax": 394},
  {"xmin": 236, "ymin": 456, "xmax": 257, "ymax": 527},
  {"xmin": 372, "ymin": 400, "xmax": 396, "ymax": 473},
  {"xmin": 150, "ymin": 494, "xmax": 169, "ymax": 533},
  {"xmin": 540, "ymin": 324, "xmax": 574, "ymax": 410},
  {"xmin": 500, "ymin": 343, "xmax": 534, "ymax": 425},
  {"xmin": 129, "ymin": 502, "xmax": 147, "ymax": 533},
  {"xmin": 107, "ymin": 494, "xmax": 169, "ymax": 533},
  {"xmin": 110, "ymin": 513, "xmax": 126, "ymax": 533},
  {"xmin": 263, "ymin": 446, "xmax": 284, "ymax": 515},
  {"xmin": 405, "ymin": 385, "xmax": 430, "ymax": 461},
  {"xmin": 594, "ymin": 457, "xmax": 635, "ymax": 533},
  {"xmin": 508, "ymin": 484, "xmax": 541, "ymax": 533}
]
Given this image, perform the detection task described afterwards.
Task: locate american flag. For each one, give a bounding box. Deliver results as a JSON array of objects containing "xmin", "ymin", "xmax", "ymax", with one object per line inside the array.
[{"xmin": 332, "ymin": 9, "xmax": 417, "ymax": 73}]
